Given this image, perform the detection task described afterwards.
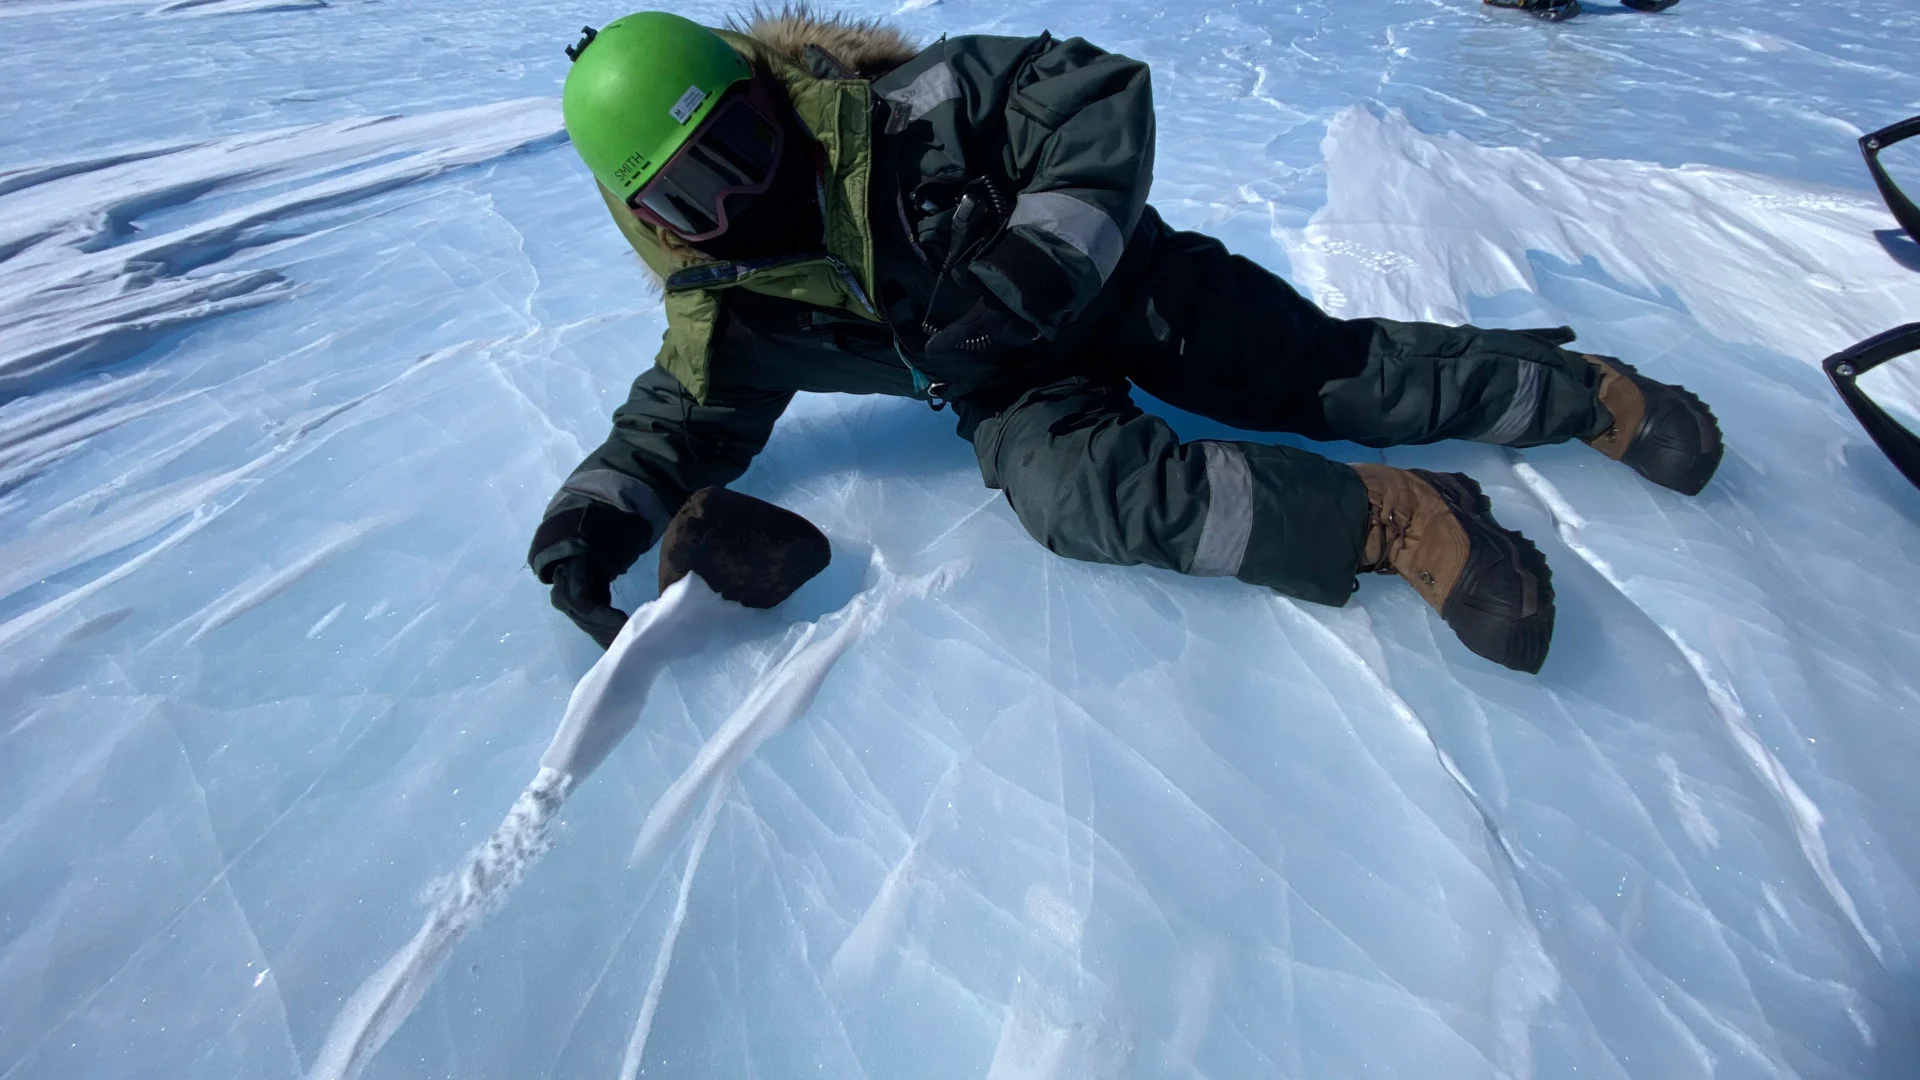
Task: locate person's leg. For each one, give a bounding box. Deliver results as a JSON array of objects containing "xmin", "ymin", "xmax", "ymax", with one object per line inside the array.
[
  {"xmin": 1106, "ymin": 216, "xmax": 1718, "ymax": 490},
  {"xmin": 1104, "ymin": 215, "xmax": 1607, "ymax": 447},
  {"xmin": 1086, "ymin": 212, "xmax": 1371, "ymax": 437},
  {"xmin": 957, "ymin": 376, "xmax": 1370, "ymax": 607},
  {"xmin": 1314, "ymin": 318, "xmax": 1610, "ymax": 448},
  {"xmin": 956, "ymin": 374, "xmax": 1558, "ymax": 671},
  {"xmin": 1063, "ymin": 214, "xmax": 1561, "ymax": 670}
]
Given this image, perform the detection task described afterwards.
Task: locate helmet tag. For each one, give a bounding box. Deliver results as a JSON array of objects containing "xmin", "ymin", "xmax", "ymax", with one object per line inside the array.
[{"xmin": 669, "ymin": 86, "xmax": 709, "ymax": 124}]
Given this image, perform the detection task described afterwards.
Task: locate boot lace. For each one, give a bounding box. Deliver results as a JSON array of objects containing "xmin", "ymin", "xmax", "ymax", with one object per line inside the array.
[{"xmin": 1362, "ymin": 503, "xmax": 1409, "ymax": 576}]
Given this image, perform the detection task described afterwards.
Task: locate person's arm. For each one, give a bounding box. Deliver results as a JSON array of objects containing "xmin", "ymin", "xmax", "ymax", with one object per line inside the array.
[
  {"xmin": 528, "ymin": 363, "xmax": 793, "ymax": 643},
  {"xmin": 954, "ymin": 35, "xmax": 1156, "ymax": 336}
]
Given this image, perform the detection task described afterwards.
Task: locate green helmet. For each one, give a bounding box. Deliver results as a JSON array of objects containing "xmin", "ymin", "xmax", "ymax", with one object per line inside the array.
[{"xmin": 562, "ymin": 13, "xmax": 753, "ymax": 201}]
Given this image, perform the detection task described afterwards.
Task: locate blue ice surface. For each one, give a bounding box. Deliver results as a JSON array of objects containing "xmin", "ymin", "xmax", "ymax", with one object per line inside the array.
[{"xmin": 2, "ymin": 0, "xmax": 1919, "ymax": 1077}]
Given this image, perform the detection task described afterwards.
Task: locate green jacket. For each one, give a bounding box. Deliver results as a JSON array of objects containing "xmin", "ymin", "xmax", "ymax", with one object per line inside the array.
[
  {"xmin": 532, "ymin": 16, "xmax": 1157, "ymax": 579},
  {"xmin": 593, "ymin": 26, "xmax": 888, "ymax": 405}
]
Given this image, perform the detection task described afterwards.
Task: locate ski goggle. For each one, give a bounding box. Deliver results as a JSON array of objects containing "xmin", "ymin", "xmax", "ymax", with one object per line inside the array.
[
  {"xmin": 627, "ymin": 81, "xmax": 783, "ymax": 242},
  {"xmin": 1861, "ymin": 115, "xmax": 1920, "ymax": 244},
  {"xmin": 1825, "ymin": 322, "xmax": 1920, "ymax": 491}
]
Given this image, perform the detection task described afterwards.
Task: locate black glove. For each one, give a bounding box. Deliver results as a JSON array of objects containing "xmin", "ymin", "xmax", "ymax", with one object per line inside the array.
[
  {"xmin": 923, "ymin": 293, "xmax": 1039, "ymax": 364},
  {"xmin": 547, "ymin": 557, "xmax": 627, "ymax": 648},
  {"xmin": 528, "ymin": 498, "xmax": 655, "ymax": 648}
]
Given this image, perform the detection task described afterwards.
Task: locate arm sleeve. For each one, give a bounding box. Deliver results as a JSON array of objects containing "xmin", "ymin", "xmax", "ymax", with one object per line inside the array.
[
  {"xmin": 528, "ymin": 364, "xmax": 795, "ymax": 581},
  {"xmin": 968, "ymin": 36, "xmax": 1155, "ymax": 334}
]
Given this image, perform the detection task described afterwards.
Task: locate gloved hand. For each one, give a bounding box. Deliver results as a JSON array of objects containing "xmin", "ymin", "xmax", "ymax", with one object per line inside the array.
[
  {"xmin": 546, "ymin": 556, "xmax": 627, "ymax": 648},
  {"xmin": 923, "ymin": 293, "xmax": 1039, "ymax": 366},
  {"xmin": 528, "ymin": 495, "xmax": 655, "ymax": 648}
]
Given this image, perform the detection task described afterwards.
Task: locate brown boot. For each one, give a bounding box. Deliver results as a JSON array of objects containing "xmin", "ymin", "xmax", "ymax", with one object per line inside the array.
[
  {"xmin": 1353, "ymin": 464, "xmax": 1555, "ymax": 673},
  {"xmin": 1583, "ymin": 355, "xmax": 1723, "ymax": 496}
]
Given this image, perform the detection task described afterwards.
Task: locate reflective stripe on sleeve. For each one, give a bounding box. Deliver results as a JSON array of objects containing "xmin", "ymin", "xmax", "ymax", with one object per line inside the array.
[
  {"xmin": 881, "ymin": 62, "xmax": 961, "ymax": 129},
  {"xmin": 1189, "ymin": 441, "xmax": 1254, "ymax": 577},
  {"xmin": 1007, "ymin": 191, "xmax": 1126, "ymax": 283},
  {"xmin": 1477, "ymin": 360, "xmax": 1545, "ymax": 445},
  {"xmin": 549, "ymin": 469, "xmax": 671, "ymax": 533}
]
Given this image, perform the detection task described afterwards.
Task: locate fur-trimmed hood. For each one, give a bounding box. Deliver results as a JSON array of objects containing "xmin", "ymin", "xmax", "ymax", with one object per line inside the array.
[
  {"xmin": 589, "ymin": 19, "xmax": 1160, "ymax": 409},
  {"xmin": 727, "ymin": 4, "xmax": 919, "ymax": 78}
]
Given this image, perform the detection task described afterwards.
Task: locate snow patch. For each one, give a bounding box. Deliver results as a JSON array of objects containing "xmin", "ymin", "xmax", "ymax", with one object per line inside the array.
[
  {"xmin": 305, "ymin": 576, "xmax": 736, "ymax": 1080},
  {"xmin": 303, "ymin": 767, "xmax": 572, "ymax": 1080},
  {"xmin": 0, "ymin": 98, "xmax": 562, "ymax": 400},
  {"xmin": 1287, "ymin": 107, "xmax": 1920, "ymax": 411},
  {"xmin": 309, "ymin": 566, "xmax": 955, "ymax": 1080}
]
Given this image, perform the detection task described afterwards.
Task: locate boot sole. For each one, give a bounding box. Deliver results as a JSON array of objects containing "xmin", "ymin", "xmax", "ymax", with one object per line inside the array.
[
  {"xmin": 1616, "ymin": 361, "xmax": 1725, "ymax": 496},
  {"xmin": 1419, "ymin": 471, "xmax": 1557, "ymax": 674}
]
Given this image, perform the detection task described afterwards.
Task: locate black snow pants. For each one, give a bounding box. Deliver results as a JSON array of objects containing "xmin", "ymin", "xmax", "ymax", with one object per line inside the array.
[{"xmin": 956, "ymin": 209, "xmax": 1613, "ymax": 606}]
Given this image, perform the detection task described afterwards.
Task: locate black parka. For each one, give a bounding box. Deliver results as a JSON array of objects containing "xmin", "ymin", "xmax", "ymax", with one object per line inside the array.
[{"xmin": 532, "ymin": 22, "xmax": 1167, "ymax": 578}]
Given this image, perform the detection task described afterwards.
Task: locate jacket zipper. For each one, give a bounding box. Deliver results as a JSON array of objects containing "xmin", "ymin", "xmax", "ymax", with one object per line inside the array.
[
  {"xmin": 825, "ymin": 255, "xmax": 949, "ymax": 409},
  {"xmin": 821, "ymin": 256, "xmax": 943, "ymax": 405},
  {"xmin": 820, "ymin": 255, "xmax": 877, "ymax": 318},
  {"xmin": 663, "ymin": 253, "xmax": 878, "ymax": 319},
  {"xmin": 661, "ymin": 253, "xmax": 822, "ymax": 292}
]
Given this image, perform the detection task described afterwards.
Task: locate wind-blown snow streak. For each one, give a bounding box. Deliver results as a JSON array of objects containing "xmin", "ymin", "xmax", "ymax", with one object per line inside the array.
[
  {"xmin": 184, "ymin": 521, "xmax": 385, "ymax": 642},
  {"xmin": 535, "ymin": 576, "xmax": 739, "ymax": 785},
  {"xmin": 302, "ymin": 575, "xmax": 730, "ymax": 1080},
  {"xmin": 302, "ymin": 767, "xmax": 572, "ymax": 1080},
  {"xmin": 0, "ymin": 98, "xmax": 563, "ymax": 399},
  {"xmin": 1275, "ymin": 597, "xmax": 1560, "ymax": 1078},
  {"xmin": 615, "ymin": 562, "xmax": 964, "ymax": 1078},
  {"xmin": 0, "ymin": 371, "xmax": 168, "ymax": 492},
  {"xmin": 627, "ymin": 562, "xmax": 966, "ymax": 866},
  {"xmin": 0, "ymin": 506, "xmax": 209, "ymax": 653},
  {"xmin": 617, "ymin": 783, "xmax": 728, "ymax": 1080},
  {"xmin": 0, "ymin": 0, "xmax": 155, "ymax": 16},
  {"xmin": 1295, "ymin": 108, "xmax": 1900, "ymax": 969},
  {"xmin": 0, "ymin": 332, "xmax": 491, "ymax": 638},
  {"xmin": 305, "ymin": 566, "xmax": 964, "ymax": 1080},
  {"xmin": 1513, "ymin": 463, "xmax": 1883, "ymax": 964}
]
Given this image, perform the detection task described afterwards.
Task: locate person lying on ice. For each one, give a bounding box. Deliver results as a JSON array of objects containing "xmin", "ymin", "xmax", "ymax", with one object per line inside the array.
[{"xmin": 528, "ymin": 8, "xmax": 1724, "ymax": 673}]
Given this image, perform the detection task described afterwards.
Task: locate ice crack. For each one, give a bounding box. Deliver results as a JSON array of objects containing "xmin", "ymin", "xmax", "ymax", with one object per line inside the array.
[{"xmin": 1512, "ymin": 462, "xmax": 1884, "ymax": 965}]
